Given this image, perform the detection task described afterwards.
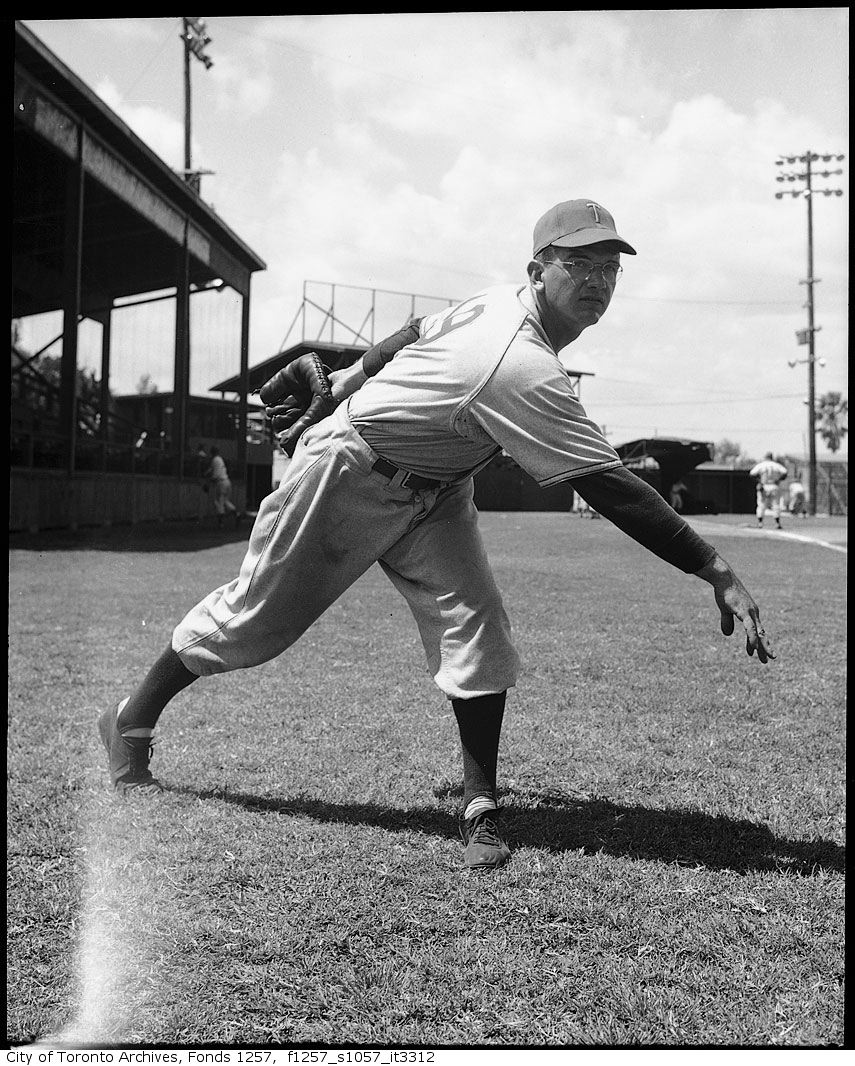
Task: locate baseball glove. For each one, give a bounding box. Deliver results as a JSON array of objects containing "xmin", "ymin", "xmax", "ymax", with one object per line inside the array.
[{"xmin": 258, "ymin": 353, "xmax": 337, "ymax": 456}]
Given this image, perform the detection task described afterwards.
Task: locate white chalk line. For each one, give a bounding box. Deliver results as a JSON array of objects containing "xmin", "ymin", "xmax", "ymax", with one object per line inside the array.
[{"xmin": 687, "ymin": 520, "xmax": 847, "ymax": 555}]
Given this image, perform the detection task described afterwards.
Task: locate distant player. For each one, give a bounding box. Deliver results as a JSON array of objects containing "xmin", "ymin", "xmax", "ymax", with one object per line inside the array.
[
  {"xmin": 750, "ymin": 452, "xmax": 788, "ymax": 529},
  {"xmin": 788, "ymin": 475, "xmax": 807, "ymax": 518},
  {"xmin": 205, "ymin": 446, "xmax": 239, "ymax": 529},
  {"xmin": 669, "ymin": 479, "xmax": 688, "ymax": 514},
  {"xmin": 100, "ymin": 199, "xmax": 777, "ymax": 872}
]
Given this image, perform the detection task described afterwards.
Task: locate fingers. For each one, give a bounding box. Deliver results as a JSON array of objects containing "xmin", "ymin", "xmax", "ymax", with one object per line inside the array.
[
  {"xmin": 277, "ymin": 395, "xmax": 336, "ymax": 455},
  {"xmin": 264, "ymin": 399, "xmax": 299, "ymax": 418},
  {"xmin": 760, "ymin": 632, "xmax": 776, "ymax": 662},
  {"xmin": 269, "ymin": 406, "xmax": 304, "ymax": 434},
  {"xmin": 265, "ymin": 398, "xmax": 302, "ymax": 418},
  {"xmin": 741, "ymin": 612, "xmax": 776, "ymax": 664},
  {"xmin": 716, "ymin": 585, "xmax": 776, "ymax": 664},
  {"xmin": 750, "ymin": 624, "xmax": 776, "ymax": 664}
]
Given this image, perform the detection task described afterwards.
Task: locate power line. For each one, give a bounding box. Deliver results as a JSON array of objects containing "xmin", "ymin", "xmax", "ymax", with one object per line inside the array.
[
  {"xmin": 605, "ymin": 422, "xmax": 810, "ymax": 435},
  {"xmin": 119, "ymin": 19, "xmax": 180, "ymax": 97},
  {"xmin": 592, "ymin": 375, "xmax": 761, "ymax": 397},
  {"xmin": 598, "ymin": 392, "xmax": 805, "ymax": 408},
  {"xmin": 616, "ymin": 294, "xmax": 797, "ymax": 306}
]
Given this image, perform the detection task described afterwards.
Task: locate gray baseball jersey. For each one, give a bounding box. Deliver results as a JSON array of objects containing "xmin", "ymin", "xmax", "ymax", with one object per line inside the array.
[{"xmin": 172, "ymin": 283, "xmax": 670, "ymax": 695}]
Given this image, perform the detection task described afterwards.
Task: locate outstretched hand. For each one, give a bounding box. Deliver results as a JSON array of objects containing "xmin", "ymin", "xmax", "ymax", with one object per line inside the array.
[{"xmin": 695, "ymin": 554, "xmax": 777, "ymax": 663}]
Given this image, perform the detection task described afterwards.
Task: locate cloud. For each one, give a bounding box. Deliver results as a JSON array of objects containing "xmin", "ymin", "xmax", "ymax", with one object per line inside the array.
[
  {"xmin": 95, "ymin": 79, "xmax": 186, "ymax": 171},
  {"xmin": 210, "ymin": 51, "xmax": 275, "ymax": 116}
]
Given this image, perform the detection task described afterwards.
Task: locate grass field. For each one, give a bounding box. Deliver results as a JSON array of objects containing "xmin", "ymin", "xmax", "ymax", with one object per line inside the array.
[{"xmin": 7, "ymin": 512, "xmax": 846, "ymax": 1049}]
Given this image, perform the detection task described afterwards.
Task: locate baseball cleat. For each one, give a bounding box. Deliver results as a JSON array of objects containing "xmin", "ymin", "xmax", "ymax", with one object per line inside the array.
[
  {"xmin": 98, "ymin": 702, "xmax": 163, "ymax": 795},
  {"xmin": 459, "ymin": 809, "xmax": 511, "ymax": 870}
]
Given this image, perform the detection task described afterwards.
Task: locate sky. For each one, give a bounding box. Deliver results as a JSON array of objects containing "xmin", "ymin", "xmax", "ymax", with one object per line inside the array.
[{"xmin": 19, "ymin": 13, "xmax": 849, "ymax": 461}]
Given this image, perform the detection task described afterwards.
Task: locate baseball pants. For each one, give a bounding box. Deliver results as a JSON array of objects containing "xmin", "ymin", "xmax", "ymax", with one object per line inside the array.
[
  {"xmin": 212, "ymin": 478, "xmax": 237, "ymax": 515},
  {"xmin": 172, "ymin": 402, "xmax": 520, "ymax": 700},
  {"xmin": 756, "ymin": 484, "xmax": 783, "ymax": 521}
]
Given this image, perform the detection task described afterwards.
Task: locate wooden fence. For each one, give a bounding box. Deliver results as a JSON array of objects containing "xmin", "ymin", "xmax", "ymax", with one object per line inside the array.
[{"xmin": 9, "ymin": 468, "xmax": 246, "ymax": 533}]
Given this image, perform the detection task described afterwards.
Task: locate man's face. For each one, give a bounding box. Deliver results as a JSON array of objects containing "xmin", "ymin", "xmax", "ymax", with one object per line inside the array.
[{"xmin": 533, "ymin": 241, "xmax": 622, "ymax": 337}]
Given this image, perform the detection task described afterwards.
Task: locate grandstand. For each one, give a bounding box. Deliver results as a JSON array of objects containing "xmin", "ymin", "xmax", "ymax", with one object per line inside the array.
[{"xmin": 12, "ymin": 22, "xmax": 265, "ymax": 531}]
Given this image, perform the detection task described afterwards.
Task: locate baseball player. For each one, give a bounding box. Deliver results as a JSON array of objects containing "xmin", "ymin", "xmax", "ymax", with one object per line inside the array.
[
  {"xmin": 788, "ymin": 475, "xmax": 807, "ymax": 517},
  {"xmin": 205, "ymin": 445, "xmax": 240, "ymax": 528},
  {"xmin": 749, "ymin": 452, "xmax": 788, "ymax": 529},
  {"xmin": 99, "ymin": 199, "xmax": 776, "ymax": 872}
]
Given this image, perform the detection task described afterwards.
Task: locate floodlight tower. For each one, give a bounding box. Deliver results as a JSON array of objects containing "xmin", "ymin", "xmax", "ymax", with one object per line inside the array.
[
  {"xmin": 775, "ymin": 151, "xmax": 844, "ymax": 515},
  {"xmin": 181, "ymin": 17, "xmax": 214, "ymax": 193}
]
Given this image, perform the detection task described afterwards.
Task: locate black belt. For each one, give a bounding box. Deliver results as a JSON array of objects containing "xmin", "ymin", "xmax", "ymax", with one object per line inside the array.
[{"xmin": 371, "ymin": 456, "xmax": 444, "ymax": 491}]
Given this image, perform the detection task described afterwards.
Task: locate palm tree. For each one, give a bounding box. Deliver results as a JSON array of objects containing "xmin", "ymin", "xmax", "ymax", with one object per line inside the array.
[{"xmin": 816, "ymin": 392, "xmax": 848, "ymax": 453}]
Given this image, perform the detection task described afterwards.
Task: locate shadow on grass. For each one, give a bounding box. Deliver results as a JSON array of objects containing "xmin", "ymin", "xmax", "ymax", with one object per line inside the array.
[
  {"xmin": 8, "ymin": 518, "xmax": 251, "ymax": 553},
  {"xmin": 174, "ymin": 785, "xmax": 843, "ymax": 877}
]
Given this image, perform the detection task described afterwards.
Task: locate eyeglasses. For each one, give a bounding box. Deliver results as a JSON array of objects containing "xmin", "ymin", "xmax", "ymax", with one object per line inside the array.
[{"xmin": 548, "ymin": 258, "xmax": 623, "ymax": 285}]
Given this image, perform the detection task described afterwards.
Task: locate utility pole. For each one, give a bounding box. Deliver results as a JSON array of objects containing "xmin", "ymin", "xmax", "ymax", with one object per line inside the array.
[
  {"xmin": 181, "ymin": 17, "xmax": 214, "ymax": 194},
  {"xmin": 775, "ymin": 150, "xmax": 844, "ymax": 515},
  {"xmin": 175, "ymin": 18, "xmax": 214, "ymax": 477}
]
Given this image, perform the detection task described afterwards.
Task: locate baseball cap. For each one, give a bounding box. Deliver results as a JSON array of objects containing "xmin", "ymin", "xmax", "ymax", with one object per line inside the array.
[{"xmin": 533, "ymin": 199, "xmax": 637, "ymax": 256}]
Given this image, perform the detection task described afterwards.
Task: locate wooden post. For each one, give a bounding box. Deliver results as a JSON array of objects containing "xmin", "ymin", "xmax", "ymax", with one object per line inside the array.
[
  {"xmin": 237, "ymin": 281, "xmax": 251, "ymax": 509},
  {"xmin": 174, "ymin": 223, "xmax": 191, "ymax": 481},
  {"xmin": 60, "ymin": 127, "xmax": 84, "ymax": 475},
  {"xmin": 99, "ymin": 309, "xmax": 112, "ymax": 475}
]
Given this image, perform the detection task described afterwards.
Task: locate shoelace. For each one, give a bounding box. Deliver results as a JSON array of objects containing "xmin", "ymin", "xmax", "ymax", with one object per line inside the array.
[{"xmin": 468, "ymin": 814, "xmax": 502, "ymax": 845}]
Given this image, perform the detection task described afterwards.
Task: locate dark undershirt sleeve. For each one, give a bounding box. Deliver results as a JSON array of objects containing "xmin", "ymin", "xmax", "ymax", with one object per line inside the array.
[
  {"xmin": 571, "ymin": 465, "xmax": 717, "ymax": 574},
  {"xmin": 362, "ymin": 319, "xmax": 424, "ymax": 378}
]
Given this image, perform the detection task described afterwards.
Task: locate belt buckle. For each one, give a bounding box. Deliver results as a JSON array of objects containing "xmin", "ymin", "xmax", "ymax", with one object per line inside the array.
[{"xmin": 400, "ymin": 470, "xmax": 419, "ymax": 489}]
